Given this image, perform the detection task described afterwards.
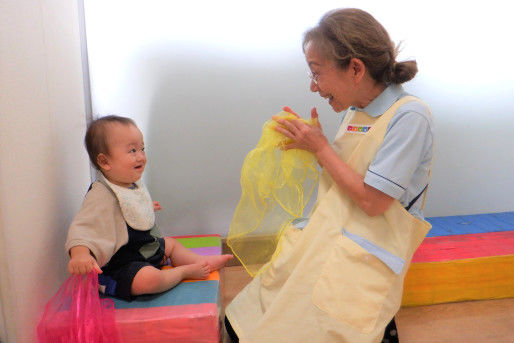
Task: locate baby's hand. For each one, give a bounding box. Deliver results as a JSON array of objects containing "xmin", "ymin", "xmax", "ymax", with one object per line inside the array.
[
  {"xmin": 68, "ymin": 254, "xmax": 102, "ymax": 275},
  {"xmin": 153, "ymin": 201, "xmax": 162, "ymax": 211}
]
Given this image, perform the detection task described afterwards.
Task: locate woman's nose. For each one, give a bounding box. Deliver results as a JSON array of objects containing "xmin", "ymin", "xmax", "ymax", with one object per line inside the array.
[{"xmin": 310, "ymin": 80, "xmax": 319, "ymax": 92}]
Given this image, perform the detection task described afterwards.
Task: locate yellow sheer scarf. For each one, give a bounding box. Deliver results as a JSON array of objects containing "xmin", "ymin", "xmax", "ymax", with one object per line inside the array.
[{"xmin": 227, "ymin": 111, "xmax": 319, "ymax": 276}]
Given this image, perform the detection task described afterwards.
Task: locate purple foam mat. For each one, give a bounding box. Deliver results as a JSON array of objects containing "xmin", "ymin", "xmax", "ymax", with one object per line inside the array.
[{"xmin": 190, "ymin": 246, "xmax": 221, "ymax": 256}]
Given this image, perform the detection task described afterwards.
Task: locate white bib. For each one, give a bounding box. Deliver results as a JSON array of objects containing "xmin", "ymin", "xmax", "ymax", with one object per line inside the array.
[{"xmin": 98, "ymin": 174, "xmax": 155, "ymax": 231}]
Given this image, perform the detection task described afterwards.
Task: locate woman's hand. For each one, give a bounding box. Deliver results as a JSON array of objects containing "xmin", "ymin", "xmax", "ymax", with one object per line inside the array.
[
  {"xmin": 281, "ymin": 106, "xmax": 300, "ymax": 118},
  {"xmin": 273, "ymin": 107, "xmax": 330, "ymax": 154},
  {"xmin": 278, "ymin": 107, "xmax": 394, "ymax": 216},
  {"xmin": 68, "ymin": 246, "xmax": 102, "ymax": 275}
]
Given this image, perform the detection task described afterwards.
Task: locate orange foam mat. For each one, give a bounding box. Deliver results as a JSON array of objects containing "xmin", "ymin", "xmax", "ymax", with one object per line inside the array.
[
  {"xmin": 161, "ymin": 266, "xmax": 220, "ymax": 282},
  {"xmin": 402, "ymin": 254, "xmax": 514, "ymax": 306}
]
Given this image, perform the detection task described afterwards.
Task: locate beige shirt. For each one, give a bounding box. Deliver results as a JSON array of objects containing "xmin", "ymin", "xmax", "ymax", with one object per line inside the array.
[{"xmin": 65, "ymin": 181, "xmax": 129, "ymax": 267}]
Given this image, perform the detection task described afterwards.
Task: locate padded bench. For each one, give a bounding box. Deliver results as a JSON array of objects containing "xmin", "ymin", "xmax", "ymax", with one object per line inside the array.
[
  {"xmin": 106, "ymin": 234, "xmax": 222, "ymax": 343},
  {"xmin": 402, "ymin": 212, "xmax": 514, "ymax": 306}
]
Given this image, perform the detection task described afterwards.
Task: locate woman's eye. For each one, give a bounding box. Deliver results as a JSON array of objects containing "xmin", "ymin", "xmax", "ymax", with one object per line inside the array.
[
  {"xmin": 141, "ymin": 147, "xmax": 145, "ymax": 152},
  {"xmin": 130, "ymin": 148, "xmax": 136, "ymax": 153}
]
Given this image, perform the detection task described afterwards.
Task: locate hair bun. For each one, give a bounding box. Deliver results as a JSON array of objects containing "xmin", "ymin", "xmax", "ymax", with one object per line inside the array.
[{"xmin": 390, "ymin": 60, "xmax": 418, "ymax": 84}]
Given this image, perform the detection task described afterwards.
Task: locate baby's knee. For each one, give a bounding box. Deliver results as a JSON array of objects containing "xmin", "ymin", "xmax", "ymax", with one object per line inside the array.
[
  {"xmin": 164, "ymin": 237, "xmax": 178, "ymax": 253},
  {"xmin": 132, "ymin": 266, "xmax": 164, "ymax": 293}
]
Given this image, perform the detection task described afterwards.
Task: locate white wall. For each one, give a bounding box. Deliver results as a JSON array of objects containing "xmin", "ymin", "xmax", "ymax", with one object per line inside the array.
[
  {"xmin": 0, "ymin": 1, "xmax": 91, "ymax": 342},
  {"xmin": 84, "ymin": 0, "xmax": 514, "ymax": 237}
]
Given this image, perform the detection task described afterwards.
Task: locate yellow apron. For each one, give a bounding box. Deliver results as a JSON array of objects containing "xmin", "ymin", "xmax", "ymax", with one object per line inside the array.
[{"xmin": 225, "ymin": 96, "xmax": 432, "ymax": 343}]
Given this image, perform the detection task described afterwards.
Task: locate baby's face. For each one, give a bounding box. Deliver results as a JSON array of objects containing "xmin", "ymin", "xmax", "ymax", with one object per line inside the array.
[{"xmin": 102, "ymin": 123, "xmax": 146, "ymax": 187}]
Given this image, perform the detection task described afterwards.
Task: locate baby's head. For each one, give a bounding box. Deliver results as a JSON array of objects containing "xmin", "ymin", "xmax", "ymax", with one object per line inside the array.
[{"xmin": 85, "ymin": 115, "xmax": 146, "ymax": 187}]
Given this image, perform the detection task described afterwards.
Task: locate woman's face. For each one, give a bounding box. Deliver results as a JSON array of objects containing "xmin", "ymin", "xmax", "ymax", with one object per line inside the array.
[{"xmin": 304, "ymin": 42, "xmax": 357, "ymax": 113}]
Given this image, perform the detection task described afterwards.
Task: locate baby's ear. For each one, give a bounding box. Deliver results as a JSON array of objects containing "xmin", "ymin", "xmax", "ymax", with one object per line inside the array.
[{"xmin": 96, "ymin": 153, "xmax": 111, "ymax": 171}]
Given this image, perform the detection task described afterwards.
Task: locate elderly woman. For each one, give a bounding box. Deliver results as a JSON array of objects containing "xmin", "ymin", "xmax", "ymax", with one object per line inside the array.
[{"xmin": 225, "ymin": 8, "xmax": 434, "ymax": 343}]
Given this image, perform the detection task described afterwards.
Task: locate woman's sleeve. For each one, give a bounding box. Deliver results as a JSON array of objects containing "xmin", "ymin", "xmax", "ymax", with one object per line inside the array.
[{"xmin": 364, "ymin": 103, "xmax": 433, "ymax": 200}]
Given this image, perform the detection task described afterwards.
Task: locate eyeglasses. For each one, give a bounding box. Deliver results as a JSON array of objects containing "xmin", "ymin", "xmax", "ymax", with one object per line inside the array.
[
  {"xmin": 308, "ymin": 64, "xmax": 338, "ymax": 86},
  {"xmin": 308, "ymin": 70, "xmax": 320, "ymax": 85}
]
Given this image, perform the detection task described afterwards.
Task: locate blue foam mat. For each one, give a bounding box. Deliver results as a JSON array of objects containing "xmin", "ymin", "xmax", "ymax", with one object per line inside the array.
[
  {"xmin": 103, "ymin": 280, "xmax": 219, "ymax": 309},
  {"xmin": 426, "ymin": 211, "xmax": 514, "ymax": 237}
]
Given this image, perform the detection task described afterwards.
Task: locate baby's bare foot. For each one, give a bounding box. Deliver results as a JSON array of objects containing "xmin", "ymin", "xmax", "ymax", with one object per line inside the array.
[
  {"xmin": 203, "ymin": 254, "xmax": 233, "ymax": 272},
  {"xmin": 184, "ymin": 262, "xmax": 210, "ymax": 280}
]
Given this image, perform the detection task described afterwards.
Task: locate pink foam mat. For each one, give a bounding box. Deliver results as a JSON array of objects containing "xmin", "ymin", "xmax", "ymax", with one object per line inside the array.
[
  {"xmin": 115, "ymin": 303, "xmax": 219, "ymax": 343},
  {"xmin": 412, "ymin": 230, "xmax": 514, "ymax": 263}
]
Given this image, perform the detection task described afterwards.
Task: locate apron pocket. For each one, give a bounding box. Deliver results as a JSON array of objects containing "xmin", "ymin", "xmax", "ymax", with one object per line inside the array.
[{"xmin": 312, "ymin": 234, "xmax": 396, "ymax": 333}]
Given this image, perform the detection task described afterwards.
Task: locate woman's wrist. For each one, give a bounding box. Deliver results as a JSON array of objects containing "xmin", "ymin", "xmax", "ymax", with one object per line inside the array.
[{"xmin": 314, "ymin": 140, "xmax": 334, "ymax": 161}]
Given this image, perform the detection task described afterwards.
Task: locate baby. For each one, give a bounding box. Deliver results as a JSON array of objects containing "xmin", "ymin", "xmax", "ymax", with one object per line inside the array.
[{"xmin": 65, "ymin": 115, "xmax": 232, "ymax": 300}]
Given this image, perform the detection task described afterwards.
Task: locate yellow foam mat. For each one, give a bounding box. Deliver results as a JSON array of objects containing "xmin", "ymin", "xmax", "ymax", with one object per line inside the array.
[{"xmin": 402, "ymin": 255, "xmax": 514, "ymax": 307}]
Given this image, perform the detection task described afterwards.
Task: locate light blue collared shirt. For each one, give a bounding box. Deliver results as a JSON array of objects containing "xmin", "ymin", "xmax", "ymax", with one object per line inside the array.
[{"xmin": 342, "ymin": 84, "xmax": 434, "ymax": 220}]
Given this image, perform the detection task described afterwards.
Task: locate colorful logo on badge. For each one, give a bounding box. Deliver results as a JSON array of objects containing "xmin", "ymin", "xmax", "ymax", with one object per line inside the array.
[{"xmin": 346, "ymin": 125, "xmax": 371, "ymax": 134}]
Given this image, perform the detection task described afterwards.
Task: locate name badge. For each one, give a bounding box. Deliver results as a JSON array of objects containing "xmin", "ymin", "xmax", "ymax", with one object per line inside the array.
[{"xmin": 346, "ymin": 124, "xmax": 371, "ymax": 134}]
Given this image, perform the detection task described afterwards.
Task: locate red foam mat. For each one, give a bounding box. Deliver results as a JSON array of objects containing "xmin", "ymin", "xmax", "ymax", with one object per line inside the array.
[{"xmin": 412, "ymin": 230, "xmax": 514, "ymax": 263}]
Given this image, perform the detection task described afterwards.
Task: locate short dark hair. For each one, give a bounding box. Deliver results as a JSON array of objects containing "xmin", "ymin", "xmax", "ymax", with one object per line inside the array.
[{"xmin": 84, "ymin": 115, "xmax": 136, "ymax": 170}]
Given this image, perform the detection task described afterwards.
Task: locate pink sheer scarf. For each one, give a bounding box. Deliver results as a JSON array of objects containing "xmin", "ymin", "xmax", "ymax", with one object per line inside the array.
[{"xmin": 37, "ymin": 272, "xmax": 121, "ymax": 342}]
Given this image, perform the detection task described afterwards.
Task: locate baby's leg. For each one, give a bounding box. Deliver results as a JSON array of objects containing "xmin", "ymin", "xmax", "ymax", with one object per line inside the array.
[
  {"xmin": 164, "ymin": 237, "xmax": 204, "ymax": 265},
  {"xmin": 131, "ymin": 264, "xmax": 210, "ymax": 296},
  {"xmin": 165, "ymin": 237, "xmax": 233, "ymax": 272},
  {"xmin": 201, "ymin": 254, "xmax": 234, "ymax": 272}
]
